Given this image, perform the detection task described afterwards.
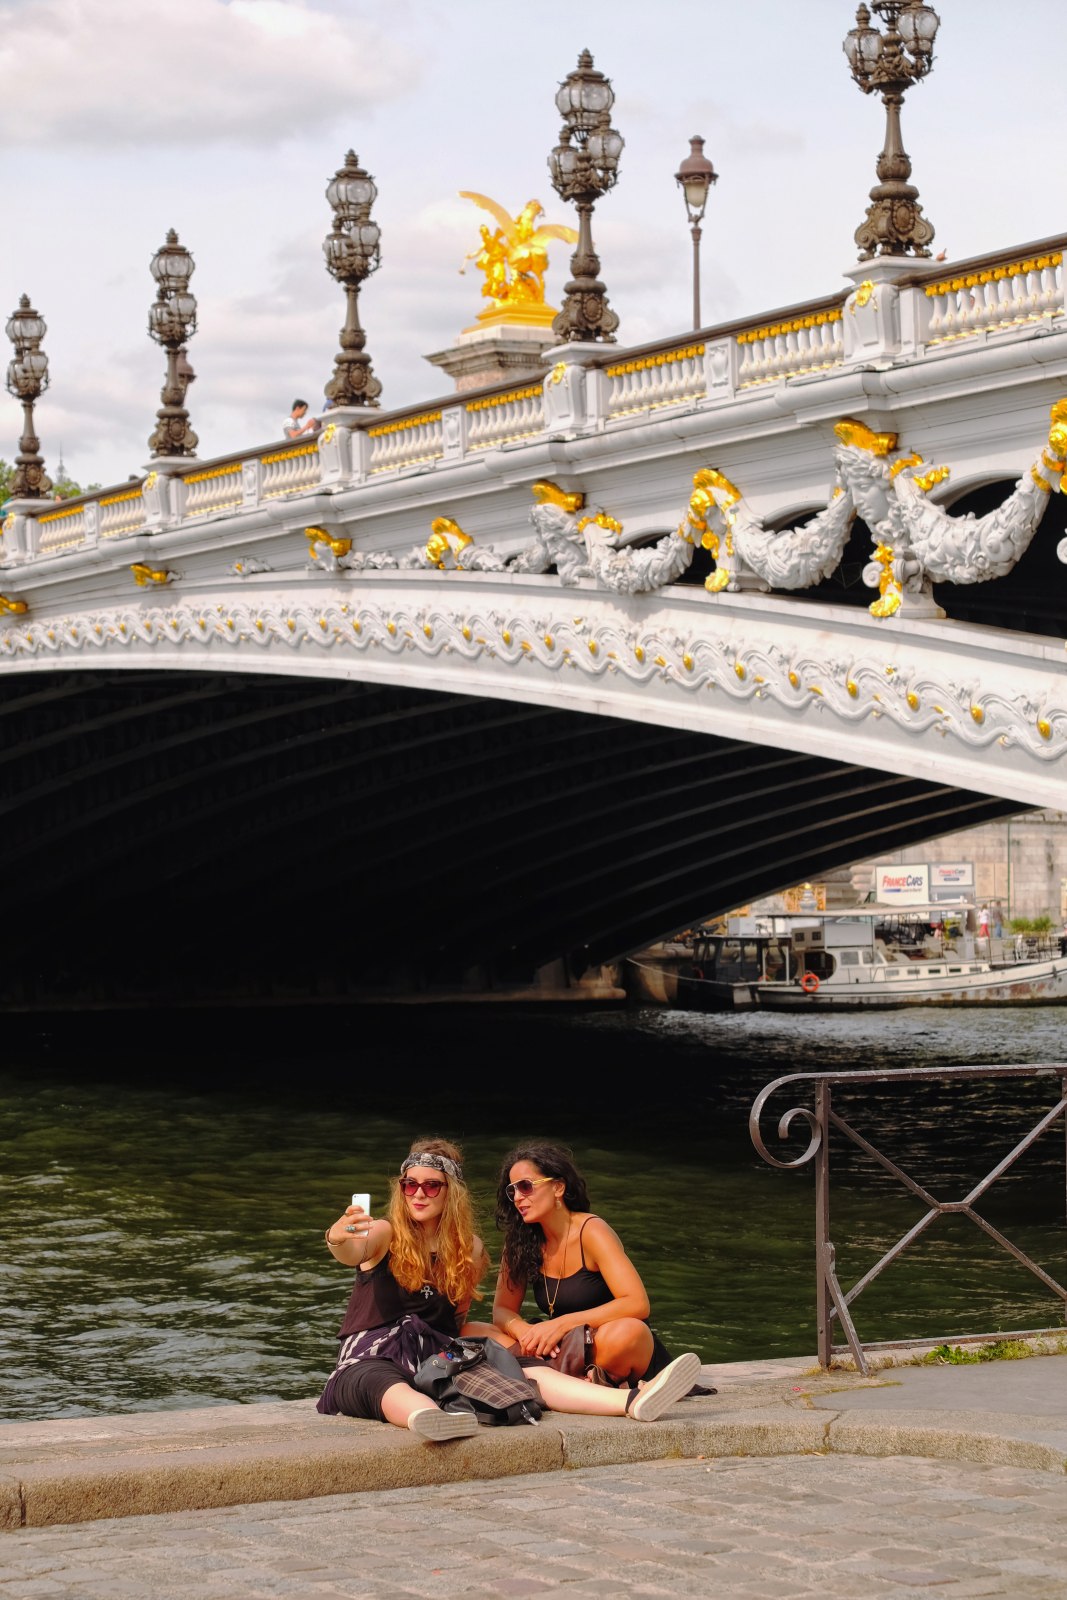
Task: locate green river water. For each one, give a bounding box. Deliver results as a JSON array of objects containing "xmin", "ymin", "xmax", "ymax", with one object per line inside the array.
[{"xmin": 2, "ymin": 1004, "xmax": 1064, "ymax": 1422}]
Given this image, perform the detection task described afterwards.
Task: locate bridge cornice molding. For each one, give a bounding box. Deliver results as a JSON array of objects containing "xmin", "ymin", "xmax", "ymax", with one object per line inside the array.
[{"xmin": 1, "ymin": 571, "xmax": 1063, "ymax": 810}]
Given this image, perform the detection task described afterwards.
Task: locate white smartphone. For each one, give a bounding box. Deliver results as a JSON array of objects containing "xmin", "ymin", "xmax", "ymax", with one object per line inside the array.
[{"xmin": 351, "ymin": 1192, "xmax": 371, "ymax": 1213}]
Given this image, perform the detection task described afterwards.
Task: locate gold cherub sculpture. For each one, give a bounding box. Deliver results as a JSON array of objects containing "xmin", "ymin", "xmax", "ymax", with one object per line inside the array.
[{"xmin": 459, "ymin": 193, "xmax": 577, "ymax": 328}]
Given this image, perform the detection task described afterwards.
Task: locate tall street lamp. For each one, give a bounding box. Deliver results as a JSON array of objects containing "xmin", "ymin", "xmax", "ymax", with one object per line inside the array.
[
  {"xmin": 147, "ymin": 229, "xmax": 199, "ymax": 457},
  {"xmin": 674, "ymin": 135, "xmax": 718, "ymax": 331},
  {"xmin": 844, "ymin": 1, "xmax": 940, "ymax": 259},
  {"xmin": 323, "ymin": 151, "xmax": 382, "ymax": 408},
  {"xmin": 548, "ymin": 49, "xmax": 624, "ymax": 343},
  {"xmin": 5, "ymin": 295, "xmax": 52, "ymax": 498}
]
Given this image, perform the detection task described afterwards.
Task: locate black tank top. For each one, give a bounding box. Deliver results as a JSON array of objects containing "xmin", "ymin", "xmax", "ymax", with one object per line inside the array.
[
  {"xmin": 533, "ymin": 1217, "xmax": 611, "ymax": 1317},
  {"xmin": 337, "ymin": 1252, "xmax": 459, "ymax": 1338}
]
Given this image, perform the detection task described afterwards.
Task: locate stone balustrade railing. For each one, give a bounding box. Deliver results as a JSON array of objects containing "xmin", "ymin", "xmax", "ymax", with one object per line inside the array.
[
  {"xmin": 917, "ymin": 245, "xmax": 1063, "ymax": 347},
  {"xmin": 2, "ymin": 231, "xmax": 1062, "ymax": 569}
]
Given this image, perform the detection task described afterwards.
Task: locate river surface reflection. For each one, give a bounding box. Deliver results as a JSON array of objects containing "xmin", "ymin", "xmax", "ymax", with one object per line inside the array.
[{"xmin": 2, "ymin": 1004, "xmax": 1064, "ymax": 1422}]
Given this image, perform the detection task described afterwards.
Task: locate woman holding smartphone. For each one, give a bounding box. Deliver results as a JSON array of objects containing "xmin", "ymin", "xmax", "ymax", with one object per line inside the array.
[
  {"xmin": 318, "ymin": 1136, "xmax": 701, "ymax": 1439},
  {"xmin": 492, "ymin": 1142, "xmax": 703, "ymax": 1393},
  {"xmin": 318, "ymin": 1136, "xmax": 489, "ymax": 1440}
]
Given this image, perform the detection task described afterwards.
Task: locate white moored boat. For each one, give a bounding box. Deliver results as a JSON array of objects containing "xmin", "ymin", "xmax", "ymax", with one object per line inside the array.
[
  {"xmin": 752, "ymin": 913, "xmax": 1067, "ymax": 1010},
  {"xmin": 647, "ymin": 909, "xmax": 1067, "ymax": 1010}
]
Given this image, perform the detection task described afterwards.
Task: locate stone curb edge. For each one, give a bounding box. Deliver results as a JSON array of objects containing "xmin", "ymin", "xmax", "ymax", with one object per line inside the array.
[{"xmin": 2, "ymin": 1409, "xmax": 1064, "ymax": 1531}]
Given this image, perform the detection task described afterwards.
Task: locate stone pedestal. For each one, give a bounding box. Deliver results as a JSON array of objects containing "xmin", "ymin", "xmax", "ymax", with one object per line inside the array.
[{"xmin": 424, "ymin": 318, "xmax": 557, "ymax": 393}]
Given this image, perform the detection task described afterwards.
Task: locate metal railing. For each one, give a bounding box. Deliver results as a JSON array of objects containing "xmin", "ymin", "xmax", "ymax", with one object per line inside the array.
[{"xmin": 749, "ymin": 1064, "xmax": 1067, "ymax": 1374}]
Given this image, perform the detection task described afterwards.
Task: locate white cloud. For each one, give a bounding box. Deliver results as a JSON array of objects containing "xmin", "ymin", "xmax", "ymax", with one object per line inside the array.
[{"xmin": 0, "ymin": 0, "xmax": 413, "ymax": 147}]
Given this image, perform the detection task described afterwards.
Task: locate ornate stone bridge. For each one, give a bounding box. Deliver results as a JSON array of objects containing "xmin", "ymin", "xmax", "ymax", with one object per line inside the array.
[{"xmin": 0, "ymin": 238, "xmax": 1064, "ymax": 1000}]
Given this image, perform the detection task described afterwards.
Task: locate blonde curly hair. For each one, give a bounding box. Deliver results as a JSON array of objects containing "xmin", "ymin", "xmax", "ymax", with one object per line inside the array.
[{"xmin": 387, "ymin": 1136, "xmax": 484, "ymax": 1311}]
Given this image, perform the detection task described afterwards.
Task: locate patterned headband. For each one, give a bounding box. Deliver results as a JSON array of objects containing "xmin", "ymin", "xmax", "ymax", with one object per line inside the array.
[{"xmin": 400, "ymin": 1151, "xmax": 464, "ymax": 1182}]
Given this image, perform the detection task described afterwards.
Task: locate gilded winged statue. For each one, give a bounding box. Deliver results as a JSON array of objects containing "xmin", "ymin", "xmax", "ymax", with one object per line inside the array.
[{"xmin": 459, "ymin": 192, "xmax": 577, "ymax": 313}]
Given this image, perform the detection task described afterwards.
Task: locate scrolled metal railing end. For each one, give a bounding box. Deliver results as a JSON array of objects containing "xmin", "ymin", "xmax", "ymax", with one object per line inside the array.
[{"xmin": 749, "ymin": 1073, "xmax": 823, "ymax": 1169}]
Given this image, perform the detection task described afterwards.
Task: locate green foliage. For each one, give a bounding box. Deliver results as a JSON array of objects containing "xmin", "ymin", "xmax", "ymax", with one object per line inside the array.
[
  {"xmin": 922, "ymin": 1339, "xmax": 1036, "ymax": 1365},
  {"xmin": 1010, "ymin": 915, "xmax": 1056, "ymax": 935}
]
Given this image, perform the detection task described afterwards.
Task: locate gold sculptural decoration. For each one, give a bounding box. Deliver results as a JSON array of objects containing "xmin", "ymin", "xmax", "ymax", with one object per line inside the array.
[
  {"xmin": 130, "ymin": 563, "xmax": 172, "ymax": 587},
  {"xmin": 305, "ymin": 526, "xmax": 352, "ymax": 560},
  {"xmin": 426, "ymin": 517, "xmax": 473, "ymax": 568},
  {"xmin": 0, "ymin": 594, "xmax": 28, "ymax": 615},
  {"xmin": 531, "ymin": 480, "xmax": 585, "ymax": 514},
  {"xmin": 833, "ymin": 419, "xmax": 898, "ymax": 457},
  {"xmin": 459, "ymin": 193, "xmax": 577, "ymax": 330}
]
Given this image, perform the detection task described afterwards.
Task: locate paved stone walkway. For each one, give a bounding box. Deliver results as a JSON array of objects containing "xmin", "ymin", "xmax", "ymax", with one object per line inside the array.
[{"xmin": 2, "ymin": 1453, "xmax": 1066, "ymax": 1599}]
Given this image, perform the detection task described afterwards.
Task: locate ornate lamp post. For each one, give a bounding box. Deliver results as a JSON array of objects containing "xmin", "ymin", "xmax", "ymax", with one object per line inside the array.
[
  {"xmin": 844, "ymin": 1, "xmax": 940, "ymax": 260},
  {"xmin": 5, "ymin": 295, "xmax": 52, "ymax": 498},
  {"xmin": 147, "ymin": 229, "xmax": 198, "ymax": 457},
  {"xmin": 674, "ymin": 135, "xmax": 718, "ymax": 331},
  {"xmin": 548, "ymin": 50, "xmax": 624, "ymax": 343},
  {"xmin": 323, "ymin": 151, "xmax": 382, "ymax": 408}
]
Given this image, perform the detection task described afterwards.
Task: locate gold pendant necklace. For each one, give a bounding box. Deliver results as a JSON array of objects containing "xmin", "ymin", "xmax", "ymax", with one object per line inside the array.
[{"xmin": 543, "ymin": 1229, "xmax": 570, "ymax": 1317}]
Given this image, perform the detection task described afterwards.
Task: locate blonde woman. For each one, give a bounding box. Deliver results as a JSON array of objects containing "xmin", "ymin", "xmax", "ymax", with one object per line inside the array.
[{"xmin": 317, "ymin": 1137, "xmax": 489, "ymax": 1440}]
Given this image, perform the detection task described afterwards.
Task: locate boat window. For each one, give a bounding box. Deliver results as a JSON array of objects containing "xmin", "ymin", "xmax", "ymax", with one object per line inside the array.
[
  {"xmin": 885, "ymin": 968, "xmax": 902, "ymax": 978},
  {"xmin": 840, "ymin": 951, "xmax": 860, "ymax": 966},
  {"xmin": 803, "ymin": 950, "xmax": 836, "ymax": 979}
]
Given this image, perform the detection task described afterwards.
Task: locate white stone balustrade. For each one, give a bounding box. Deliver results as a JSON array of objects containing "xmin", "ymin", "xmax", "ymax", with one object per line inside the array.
[
  {"xmin": 1, "ymin": 231, "xmax": 1062, "ymax": 569},
  {"xmin": 98, "ymin": 485, "xmax": 147, "ymax": 539},
  {"xmin": 605, "ymin": 344, "xmax": 707, "ymax": 418},
  {"xmin": 366, "ymin": 411, "xmax": 444, "ymax": 474},
  {"xmin": 464, "ymin": 385, "xmax": 544, "ymax": 451},
  {"xmin": 736, "ymin": 308, "xmax": 846, "ymax": 389},
  {"xmin": 179, "ymin": 461, "xmax": 245, "ymax": 518},
  {"xmin": 921, "ymin": 249, "xmax": 1063, "ymax": 346},
  {"xmin": 35, "ymin": 500, "xmax": 94, "ymax": 555},
  {"xmin": 259, "ymin": 444, "xmax": 321, "ymax": 499}
]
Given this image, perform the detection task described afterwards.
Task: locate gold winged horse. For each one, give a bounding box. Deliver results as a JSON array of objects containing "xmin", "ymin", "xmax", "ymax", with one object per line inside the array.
[{"xmin": 459, "ymin": 192, "xmax": 577, "ymax": 320}]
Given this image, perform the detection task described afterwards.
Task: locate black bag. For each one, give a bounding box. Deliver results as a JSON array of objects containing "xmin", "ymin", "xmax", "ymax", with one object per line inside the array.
[{"xmin": 413, "ymin": 1336, "xmax": 543, "ymax": 1427}]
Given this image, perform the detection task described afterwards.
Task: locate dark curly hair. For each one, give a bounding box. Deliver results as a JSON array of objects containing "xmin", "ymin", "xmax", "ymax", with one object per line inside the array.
[{"xmin": 495, "ymin": 1143, "xmax": 591, "ymax": 1290}]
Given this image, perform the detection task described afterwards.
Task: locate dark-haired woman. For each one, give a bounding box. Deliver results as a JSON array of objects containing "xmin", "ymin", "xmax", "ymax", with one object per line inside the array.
[{"xmin": 492, "ymin": 1142, "xmax": 695, "ymax": 1390}]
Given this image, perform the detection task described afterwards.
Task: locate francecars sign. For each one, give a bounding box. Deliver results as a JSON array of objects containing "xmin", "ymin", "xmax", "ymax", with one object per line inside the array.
[{"xmin": 871, "ymin": 861, "xmax": 975, "ymax": 905}]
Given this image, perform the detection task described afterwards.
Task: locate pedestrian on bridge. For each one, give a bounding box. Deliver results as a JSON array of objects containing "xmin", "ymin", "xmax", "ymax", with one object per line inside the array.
[{"xmin": 282, "ymin": 399, "xmax": 319, "ymax": 440}]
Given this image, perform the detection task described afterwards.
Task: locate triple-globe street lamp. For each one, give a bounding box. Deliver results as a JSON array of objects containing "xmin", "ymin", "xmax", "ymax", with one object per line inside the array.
[
  {"xmin": 548, "ymin": 50, "xmax": 624, "ymax": 343},
  {"xmin": 5, "ymin": 295, "xmax": 52, "ymax": 499},
  {"xmin": 844, "ymin": 0, "xmax": 941, "ymax": 259},
  {"xmin": 323, "ymin": 151, "xmax": 382, "ymax": 408},
  {"xmin": 147, "ymin": 229, "xmax": 199, "ymax": 457},
  {"xmin": 674, "ymin": 135, "xmax": 718, "ymax": 331}
]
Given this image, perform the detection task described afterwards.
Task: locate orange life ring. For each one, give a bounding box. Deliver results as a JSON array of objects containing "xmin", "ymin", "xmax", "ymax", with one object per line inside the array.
[
  {"xmin": 800, "ymin": 971, "xmax": 820, "ymax": 994},
  {"xmin": 692, "ymin": 966, "xmax": 705, "ymax": 981}
]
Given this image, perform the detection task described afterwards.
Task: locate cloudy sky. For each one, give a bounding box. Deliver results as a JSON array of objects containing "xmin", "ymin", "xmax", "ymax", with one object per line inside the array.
[{"xmin": 0, "ymin": 0, "xmax": 1060, "ymax": 490}]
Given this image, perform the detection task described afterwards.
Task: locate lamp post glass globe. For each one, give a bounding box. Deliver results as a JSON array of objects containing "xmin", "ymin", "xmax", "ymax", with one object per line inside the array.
[
  {"xmin": 548, "ymin": 50, "xmax": 623, "ymax": 344},
  {"xmin": 675, "ymin": 136, "xmax": 717, "ymax": 331},
  {"xmin": 147, "ymin": 229, "xmax": 199, "ymax": 458},
  {"xmin": 323, "ymin": 153, "xmax": 382, "ymax": 409},
  {"xmin": 5, "ymin": 294, "xmax": 51, "ymax": 497},
  {"xmin": 844, "ymin": 0, "xmax": 941, "ymax": 259}
]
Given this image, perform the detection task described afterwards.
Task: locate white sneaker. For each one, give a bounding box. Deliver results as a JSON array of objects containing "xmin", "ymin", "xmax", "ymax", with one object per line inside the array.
[
  {"xmin": 408, "ymin": 1406, "xmax": 480, "ymax": 1441},
  {"xmin": 626, "ymin": 1353, "xmax": 702, "ymax": 1422}
]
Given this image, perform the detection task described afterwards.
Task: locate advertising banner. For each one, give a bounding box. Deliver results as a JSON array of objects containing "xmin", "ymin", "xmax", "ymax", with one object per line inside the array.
[
  {"xmin": 930, "ymin": 862, "xmax": 975, "ymax": 903},
  {"xmin": 871, "ymin": 864, "xmax": 930, "ymax": 905}
]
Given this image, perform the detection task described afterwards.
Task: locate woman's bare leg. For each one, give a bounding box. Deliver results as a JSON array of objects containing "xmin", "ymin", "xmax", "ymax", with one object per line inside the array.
[
  {"xmin": 590, "ymin": 1320, "xmax": 654, "ymax": 1383},
  {"xmin": 526, "ymin": 1367, "xmax": 628, "ymax": 1416}
]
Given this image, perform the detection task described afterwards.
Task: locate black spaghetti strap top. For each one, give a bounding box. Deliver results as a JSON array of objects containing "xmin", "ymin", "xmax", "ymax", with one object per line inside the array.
[
  {"xmin": 533, "ymin": 1217, "xmax": 611, "ymax": 1316},
  {"xmin": 337, "ymin": 1251, "xmax": 459, "ymax": 1338}
]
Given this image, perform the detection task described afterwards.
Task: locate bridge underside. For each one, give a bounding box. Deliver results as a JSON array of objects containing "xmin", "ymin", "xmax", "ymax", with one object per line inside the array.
[{"xmin": 0, "ymin": 670, "xmax": 1021, "ymax": 1005}]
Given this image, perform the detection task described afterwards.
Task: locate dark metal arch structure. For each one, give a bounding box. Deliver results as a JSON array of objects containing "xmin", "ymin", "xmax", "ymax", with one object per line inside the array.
[{"xmin": 0, "ymin": 668, "xmax": 1020, "ymax": 1005}]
